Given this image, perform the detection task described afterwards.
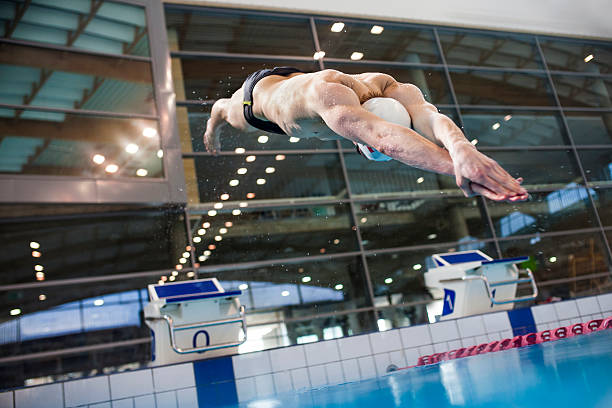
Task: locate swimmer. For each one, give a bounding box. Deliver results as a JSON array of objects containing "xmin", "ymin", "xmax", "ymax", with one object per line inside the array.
[{"xmin": 204, "ymin": 67, "xmax": 528, "ymax": 202}]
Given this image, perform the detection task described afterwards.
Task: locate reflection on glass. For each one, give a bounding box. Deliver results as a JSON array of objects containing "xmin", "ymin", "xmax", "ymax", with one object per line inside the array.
[
  {"xmin": 486, "ymin": 150, "xmax": 581, "ymax": 190},
  {"xmin": 461, "ymin": 110, "xmax": 569, "ymax": 146},
  {"xmin": 539, "ymin": 38, "xmax": 612, "ymax": 74},
  {"xmin": 189, "ymin": 203, "xmax": 357, "ymax": 265},
  {"xmin": 565, "ymin": 111, "xmax": 612, "ymax": 145},
  {"xmin": 0, "ymin": 109, "xmax": 162, "ymax": 177},
  {"xmin": 450, "ymin": 70, "xmax": 554, "ymax": 106},
  {"xmin": 165, "ymin": 8, "xmax": 313, "ymax": 55},
  {"xmin": 593, "ymin": 188, "xmax": 612, "ymax": 226},
  {"xmin": 315, "ymin": 20, "xmax": 440, "ymax": 63},
  {"xmin": 324, "ymin": 63, "xmax": 452, "ymax": 105},
  {"xmin": 345, "ymin": 152, "xmax": 460, "ymax": 198},
  {"xmin": 487, "ymin": 188, "xmax": 597, "ymax": 237},
  {"xmin": 177, "ymin": 105, "xmax": 338, "ymax": 152},
  {"xmin": 376, "ymin": 304, "xmax": 430, "ymax": 330},
  {"xmin": 438, "ymin": 29, "xmax": 542, "ymax": 69},
  {"xmin": 537, "ymin": 278, "xmax": 612, "ymax": 306},
  {"xmin": 172, "ymin": 58, "xmax": 319, "ymax": 100},
  {"xmin": 554, "ymin": 76, "xmax": 612, "ymax": 108},
  {"xmin": 2, "ymin": 0, "xmax": 150, "ymax": 56},
  {"xmin": 356, "ymin": 197, "xmax": 491, "ymax": 250},
  {"xmin": 577, "ymin": 149, "xmax": 612, "ymax": 186},
  {"xmin": 0, "ymin": 43, "xmax": 155, "ymax": 115},
  {"xmin": 499, "ymin": 233, "xmax": 608, "ymax": 284},
  {"xmin": 0, "ymin": 208, "xmax": 187, "ymax": 285},
  {"xmin": 184, "ymin": 154, "xmax": 347, "ymax": 203}
]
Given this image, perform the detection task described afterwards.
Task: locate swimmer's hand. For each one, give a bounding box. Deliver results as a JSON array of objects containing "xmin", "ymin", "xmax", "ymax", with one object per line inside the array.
[
  {"xmin": 204, "ymin": 122, "xmax": 221, "ymax": 156},
  {"xmin": 450, "ymin": 142, "xmax": 527, "ymax": 202}
]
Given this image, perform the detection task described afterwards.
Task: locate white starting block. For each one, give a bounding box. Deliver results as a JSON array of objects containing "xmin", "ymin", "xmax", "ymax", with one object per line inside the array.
[
  {"xmin": 424, "ymin": 250, "xmax": 538, "ymax": 321},
  {"xmin": 144, "ymin": 278, "xmax": 246, "ymax": 366}
]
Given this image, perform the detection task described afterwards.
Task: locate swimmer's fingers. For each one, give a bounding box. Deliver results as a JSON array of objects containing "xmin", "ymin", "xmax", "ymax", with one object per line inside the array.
[
  {"xmin": 470, "ymin": 183, "xmax": 507, "ymax": 201},
  {"xmin": 455, "ymin": 172, "xmax": 475, "ymax": 198}
]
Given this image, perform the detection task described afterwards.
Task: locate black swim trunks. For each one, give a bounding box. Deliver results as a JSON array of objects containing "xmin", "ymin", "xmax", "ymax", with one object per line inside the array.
[{"xmin": 242, "ymin": 66, "xmax": 303, "ymax": 135}]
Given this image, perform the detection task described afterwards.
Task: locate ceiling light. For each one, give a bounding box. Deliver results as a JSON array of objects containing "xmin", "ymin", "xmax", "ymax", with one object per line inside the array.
[
  {"xmin": 93, "ymin": 299, "xmax": 104, "ymax": 306},
  {"xmin": 179, "ymin": 258, "xmax": 187, "ymax": 264},
  {"xmin": 220, "ymin": 193, "xmax": 230, "ymax": 201},
  {"xmin": 319, "ymin": 248, "xmax": 326, "ymax": 253},
  {"xmin": 136, "ymin": 168, "xmax": 148, "ymax": 177},
  {"xmin": 169, "ymin": 275, "xmax": 176, "ymax": 281},
  {"xmin": 471, "ymin": 139, "xmax": 478, "ymax": 145},
  {"xmin": 256, "ymin": 178, "xmax": 266, "ymax": 185},
  {"xmin": 229, "ymin": 179, "xmax": 240, "ymax": 186},
  {"xmin": 225, "ymin": 221, "xmax": 233, "ymax": 227},
  {"xmin": 203, "ymin": 222, "xmax": 210, "ymax": 228},
  {"xmin": 246, "ymin": 193, "xmax": 255, "ymax": 199},
  {"xmin": 384, "ymin": 277, "xmax": 393, "ymax": 284},
  {"xmin": 584, "ymin": 54, "xmax": 594, "ymax": 62},
  {"xmin": 204, "ymin": 250, "xmax": 211, "ymax": 256},
  {"xmin": 275, "ymin": 154, "xmax": 286, "ymax": 160},
  {"xmin": 360, "ymin": 217, "xmax": 367, "ymax": 223},
  {"xmin": 10, "ymin": 309, "xmax": 21, "ymax": 316},
  {"xmin": 549, "ymin": 256, "xmax": 557, "ymax": 263},
  {"xmin": 32, "ymin": 251, "xmax": 41, "ymax": 258},
  {"xmin": 158, "ymin": 280, "xmax": 164, "ymax": 285},
  {"xmin": 30, "ymin": 242, "xmax": 40, "ymax": 249},
  {"xmin": 333, "ymin": 239, "xmax": 340, "ymax": 244},
  {"xmin": 39, "ymin": 294, "xmax": 46, "ymax": 301},
  {"xmin": 214, "ymin": 203, "xmax": 223, "ymax": 209},
  {"xmin": 187, "ymin": 271, "xmax": 195, "ymax": 278},
  {"xmin": 125, "ymin": 144, "xmax": 139, "ymax": 154},
  {"xmin": 198, "ymin": 229, "xmax": 206, "ymax": 235},
  {"xmin": 289, "ymin": 137, "xmax": 300, "ymax": 143},
  {"xmin": 370, "ymin": 25, "xmax": 384, "ymax": 34},
  {"xmin": 235, "ymin": 147, "xmax": 246, "ymax": 154},
  {"xmin": 413, "ymin": 264, "xmax": 422, "ymax": 271},
  {"xmin": 265, "ymin": 167, "xmax": 275, "ymax": 174},
  {"xmin": 492, "ymin": 122, "xmax": 501, "ymax": 130},
  {"xmin": 142, "ymin": 127, "xmax": 157, "ymax": 138},
  {"xmin": 281, "ymin": 290, "xmax": 290, "ymax": 297},
  {"xmin": 313, "ymin": 51, "xmax": 326, "ymax": 60},
  {"xmin": 427, "ymin": 233, "xmax": 437, "ymax": 240},
  {"xmin": 350, "ymin": 52, "xmax": 364, "ymax": 60},
  {"xmin": 232, "ymin": 209, "xmax": 241, "ymax": 216},
  {"xmin": 92, "ymin": 154, "xmax": 105, "ymax": 164},
  {"xmin": 214, "ymin": 235, "xmax": 222, "ymax": 241},
  {"xmin": 219, "ymin": 228, "xmax": 228, "ymax": 234},
  {"xmin": 331, "ymin": 22, "xmax": 345, "ymax": 32},
  {"xmin": 334, "ymin": 284, "xmax": 344, "ymax": 290},
  {"xmin": 105, "ymin": 164, "xmax": 118, "ymax": 173},
  {"xmin": 416, "ymin": 177, "xmax": 424, "ymax": 184},
  {"xmin": 258, "ymin": 135, "xmax": 269, "ymax": 144},
  {"xmin": 208, "ymin": 210, "xmax": 217, "ymax": 216},
  {"xmin": 161, "ymin": 276, "xmax": 167, "ymax": 281},
  {"xmin": 239, "ymin": 202, "xmax": 248, "ymax": 208},
  {"xmin": 182, "ymin": 252, "xmax": 190, "ymax": 258},
  {"xmin": 157, "ymin": 149, "xmax": 163, "ymax": 158},
  {"xmin": 35, "ymin": 272, "xmax": 44, "ymax": 281},
  {"xmin": 302, "ymin": 276, "xmax": 312, "ymax": 283},
  {"xmin": 198, "ymin": 255, "xmax": 205, "ymax": 261},
  {"xmin": 186, "ymin": 246, "xmax": 192, "ymax": 251},
  {"xmin": 34, "ymin": 265, "xmax": 43, "ymax": 272},
  {"xmin": 246, "ymin": 155, "xmax": 256, "ymax": 162},
  {"xmin": 176, "ymin": 264, "xmax": 183, "ymax": 270},
  {"xmin": 237, "ymin": 168, "xmax": 247, "ymax": 174},
  {"xmin": 172, "ymin": 270, "xmax": 179, "ymax": 276},
  {"xmin": 193, "ymin": 236, "xmax": 201, "ymax": 243},
  {"xmin": 239, "ymin": 283, "xmax": 249, "ymax": 290},
  {"xmin": 504, "ymin": 114, "xmax": 512, "ymax": 121}
]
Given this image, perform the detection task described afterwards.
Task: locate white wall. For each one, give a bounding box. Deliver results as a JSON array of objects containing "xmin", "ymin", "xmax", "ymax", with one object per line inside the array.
[{"xmin": 168, "ymin": 0, "xmax": 612, "ymax": 40}]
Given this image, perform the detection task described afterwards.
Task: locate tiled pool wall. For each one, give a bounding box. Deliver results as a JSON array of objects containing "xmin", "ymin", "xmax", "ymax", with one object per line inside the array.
[{"xmin": 2, "ymin": 293, "xmax": 611, "ymax": 408}]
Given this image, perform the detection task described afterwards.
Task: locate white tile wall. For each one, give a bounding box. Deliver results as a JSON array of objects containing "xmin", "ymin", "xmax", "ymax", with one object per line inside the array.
[
  {"xmin": 110, "ymin": 399, "xmax": 132, "ymax": 408},
  {"xmin": 153, "ymin": 363, "xmax": 195, "ymax": 393},
  {"xmin": 269, "ymin": 345, "xmax": 307, "ymax": 371},
  {"xmin": 134, "ymin": 394, "xmax": 155, "ymax": 408},
  {"xmin": 176, "ymin": 388, "xmax": 198, "ymax": 408},
  {"xmin": 89, "ymin": 403, "xmax": 110, "ymax": 408},
  {"xmin": 369, "ymin": 330, "xmax": 402, "ymax": 354},
  {"xmin": 418, "ymin": 344, "xmax": 434, "ymax": 357},
  {"xmin": 272, "ymin": 372, "xmax": 293, "ymax": 394},
  {"xmin": 576, "ymin": 297, "xmax": 601, "ymax": 316},
  {"xmin": 109, "ymin": 370, "xmax": 154, "ymax": 400},
  {"xmin": 235, "ymin": 377, "xmax": 256, "ymax": 402},
  {"xmin": 304, "ymin": 340, "xmax": 340, "ymax": 366},
  {"xmin": 289, "ymin": 368, "xmax": 311, "ymax": 391},
  {"xmin": 254, "ymin": 374, "xmax": 275, "ymax": 398},
  {"xmin": 432, "ymin": 342, "xmax": 449, "ymax": 353},
  {"xmin": 64, "ymin": 376, "xmax": 110, "ymax": 408},
  {"xmin": 598, "ymin": 293, "xmax": 612, "ymax": 313},
  {"xmin": 447, "ymin": 340, "xmax": 462, "ymax": 350},
  {"xmin": 0, "ymin": 392, "xmax": 13, "ymax": 408},
  {"xmin": 307, "ymin": 365, "xmax": 327, "ymax": 388},
  {"xmin": 482, "ymin": 312, "xmax": 511, "ymax": 333},
  {"xmin": 341, "ymin": 359, "xmax": 361, "ymax": 382},
  {"xmin": 399, "ymin": 324, "xmax": 431, "ymax": 348},
  {"xmin": 15, "ymin": 383, "xmax": 63, "ymax": 408},
  {"xmin": 232, "ymin": 351, "xmax": 272, "ymax": 379},
  {"xmin": 428, "ymin": 320, "xmax": 460, "ymax": 343},
  {"xmin": 337, "ymin": 335, "xmax": 372, "ymax": 360},
  {"xmin": 456, "ymin": 315, "xmax": 486, "ymax": 338},
  {"xmin": 155, "ymin": 391, "xmax": 177, "ymax": 408},
  {"xmin": 357, "ymin": 356, "xmax": 377, "ymax": 380},
  {"xmin": 325, "ymin": 362, "xmax": 344, "ymax": 386},
  {"xmin": 403, "ymin": 347, "xmax": 420, "ymax": 366},
  {"xmin": 554, "ymin": 300, "xmax": 580, "ymax": 320}
]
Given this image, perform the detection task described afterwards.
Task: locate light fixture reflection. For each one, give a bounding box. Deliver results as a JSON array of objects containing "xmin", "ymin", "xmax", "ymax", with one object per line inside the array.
[
  {"xmin": 92, "ymin": 154, "xmax": 105, "ymax": 164},
  {"xmin": 416, "ymin": 177, "xmax": 424, "ymax": 184},
  {"xmin": 136, "ymin": 168, "xmax": 148, "ymax": 177},
  {"xmin": 235, "ymin": 147, "xmax": 246, "ymax": 154},
  {"xmin": 10, "ymin": 309, "xmax": 21, "ymax": 316},
  {"xmin": 492, "ymin": 122, "xmax": 501, "ymax": 130},
  {"xmin": 193, "ymin": 236, "xmax": 201, "ymax": 243},
  {"xmin": 504, "ymin": 114, "xmax": 512, "ymax": 121},
  {"xmin": 334, "ymin": 284, "xmax": 344, "ymax": 290},
  {"xmin": 35, "ymin": 272, "xmax": 44, "ymax": 281},
  {"xmin": 385, "ymin": 277, "xmax": 393, "ymax": 284},
  {"xmin": 313, "ymin": 51, "xmax": 326, "ymax": 60},
  {"xmin": 237, "ymin": 168, "xmax": 248, "ymax": 174},
  {"xmin": 413, "ymin": 264, "xmax": 422, "ymax": 271},
  {"xmin": 32, "ymin": 251, "xmax": 41, "ymax": 258},
  {"xmin": 370, "ymin": 25, "xmax": 384, "ymax": 34},
  {"xmin": 232, "ymin": 209, "xmax": 241, "ymax": 216},
  {"xmin": 584, "ymin": 54, "xmax": 594, "ymax": 62},
  {"xmin": 203, "ymin": 222, "xmax": 210, "ymax": 228},
  {"xmin": 331, "ymin": 22, "xmax": 345, "ymax": 32},
  {"xmin": 30, "ymin": 242, "xmax": 40, "ymax": 249},
  {"xmin": 93, "ymin": 299, "xmax": 104, "ymax": 306},
  {"xmin": 125, "ymin": 144, "xmax": 139, "ymax": 154},
  {"xmin": 246, "ymin": 193, "xmax": 255, "ymax": 199},
  {"xmin": 157, "ymin": 149, "xmax": 163, "ymax": 158},
  {"xmin": 204, "ymin": 250, "xmax": 211, "ymax": 256},
  {"xmin": 239, "ymin": 202, "xmax": 248, "ymax": 208},
  {"xmin": 105, "ymin": 164, "xmax": 118, "ymax": 173},
  {"xmin": 256, "ymin": 178, "xmax": 266, "ymax": 185},
  {"xmin": 289, "ymin": 137, "xmax": 300, "ymax": 143},
  {"xmin": 549, "ymin": 256, "xmax": 557, "ymax": 263},
  {"xmin": 39, "ymin": 294, "xmax": 46, "ymax": 301},
  {"xmin": 281, "ymin": 290, "xmax": 290, "ymax": 297},
  {"xmin": 34, "ymin": 265, "xmax": 43, "ymax": 272},
  {"xmin": 258, "ymin": 135, "xmax": 269, "ymax": 144},
  {"xmin": 265, "ymin": 167, "xmax": 275, "ymax": 174},
  {"xmin": 214, "ymin": 203, "xmax": 223, "ymax": 209},
  {"xmin": 239, "ymin": 283, "xmax": 249, "ymax": 290},
  {"xmin": 208, "ymin": 210, "xmax": 217, "ymax": 216},
  {"xmin": 142, "ymin": 127, "xmax": 157, "ymax": 138},
  {"xmin": 220, "ymin": 194, "xmax": 230, "ymax": 201},
  {"xmin": 198, "ymin": 229, "xmax": 206, "ymax": 235},
  {"xmin": 219, "ymin": 228, "xmax": 228, "ymax": 234},
  {"xmin": 229, "ymin": 179, "xmax": 239, "ymax": 186},
  {"xmin": 350, "ymin": 52, "xmax": 364, "ymax": 60},
  {"xmin": 225, "ymin": 222, "xmax": 233, "ymax": 227},
  {"xmin": 275, "ymin": 154, "xmax": 286, "ymax": 161},
  {"xmin": 302, "ymin": 276, "xmax": 312, "ymax": 283},
  {"xmin": 246, "ymin": 155, "xmax": 256, "ymax": 162}
]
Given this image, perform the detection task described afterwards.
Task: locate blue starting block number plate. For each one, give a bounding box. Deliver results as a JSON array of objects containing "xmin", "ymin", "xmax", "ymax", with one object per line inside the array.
[
  {"xmin": 150, "ymin": 278, "xmax": 242, "ymax": 303},
  {"xmin": 433, "ymin": 250, "xmax": 493, "ymax": 266}
]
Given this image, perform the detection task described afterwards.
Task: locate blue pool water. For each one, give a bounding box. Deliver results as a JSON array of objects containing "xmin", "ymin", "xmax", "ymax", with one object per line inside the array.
[{"xmin": 235, "ymin": 330, "xmax": 612, "ymax": 407}]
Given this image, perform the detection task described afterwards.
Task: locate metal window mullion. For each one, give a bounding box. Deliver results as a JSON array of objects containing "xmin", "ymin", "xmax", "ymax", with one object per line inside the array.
[
  {"xmin": 0, "ymin": 103, "xmax": 159, "ymax": 120},
  {"xmin": 184, "ymin": 207, "xmax": 198, "ymax": 274},
  {"xmin": 309, "ymin": 17, "xmax": 325, "ymax": 71},
  {"xmin": 535, "ymin": 35, "xmax": 612, "ymax": 264}
]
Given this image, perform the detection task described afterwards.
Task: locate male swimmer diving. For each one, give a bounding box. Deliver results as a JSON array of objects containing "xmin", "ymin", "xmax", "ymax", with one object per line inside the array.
[{"xmin": 204, "ymin": 67, "xmax": 528, "ymax": 202}]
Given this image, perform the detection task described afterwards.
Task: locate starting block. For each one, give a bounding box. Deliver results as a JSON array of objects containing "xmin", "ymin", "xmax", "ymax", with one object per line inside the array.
[
  {"xmin": 424, "ymin": 250, "xmax": 538, "ymax": 321},
  {"xmin": 144, "ymin": 278, "xmax": 246, "ymax": 366}
]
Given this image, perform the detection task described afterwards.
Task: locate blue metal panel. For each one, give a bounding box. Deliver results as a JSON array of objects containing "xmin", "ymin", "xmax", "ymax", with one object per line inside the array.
[
  {"xmin": 165, "ymin": 290, "xmax": 243, "ymax": 304},
  {"xmin": 482, "ymin": 256, "xmax": 529, "ymax": 265},
  {"xmin": 154, "ymin": 280, "xmax": 219, "ymax": 298},
  {"xmin": 439, "ymin": 252, "xmax": 489, "ymax": 264}
]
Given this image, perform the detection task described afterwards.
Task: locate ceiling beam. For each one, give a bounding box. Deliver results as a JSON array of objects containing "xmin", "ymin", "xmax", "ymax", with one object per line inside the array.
[
  {"xmin": 66, "ymin": 0, "xmax": 104, "ymax": 47},
  {"xmin": 4, "ymin": 0, "xmax": 32, "ymax": 39}
]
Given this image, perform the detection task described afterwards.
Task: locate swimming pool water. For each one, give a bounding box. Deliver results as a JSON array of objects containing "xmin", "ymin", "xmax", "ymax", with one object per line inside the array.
[{"xmin": 234, "ymin": 330, "xmax": 612, "ymax": 407}]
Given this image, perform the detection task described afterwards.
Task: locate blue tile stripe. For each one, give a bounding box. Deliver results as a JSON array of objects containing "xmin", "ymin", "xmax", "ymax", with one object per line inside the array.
[
  {"xmin": 507, "ymin": 308, "xmax": 537, "ymax": 336},
  {"xmin": 193, "ymin": 356, "xmax": 238, "ymax": 407}
]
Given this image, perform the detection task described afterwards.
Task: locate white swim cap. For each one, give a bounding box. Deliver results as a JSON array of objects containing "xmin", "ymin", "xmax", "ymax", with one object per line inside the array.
[{"xmin": 362, "ymin": 97, "xmax": 412, "ymax": 128}]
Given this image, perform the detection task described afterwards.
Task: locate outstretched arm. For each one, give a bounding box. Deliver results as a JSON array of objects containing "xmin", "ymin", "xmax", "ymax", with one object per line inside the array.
[
  {"xmin": 384, "ymin": 83, "xmax": 527, "ymax": 201},
  {"xmin": 204, "ymin": 98, "xmax": 230, "ymax": 155}
]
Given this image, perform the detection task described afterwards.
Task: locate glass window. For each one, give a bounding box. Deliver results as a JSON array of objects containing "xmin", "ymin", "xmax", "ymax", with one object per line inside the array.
[
  {"xmin": 498, "ymin": 232, "xmax": 609, "ymax": 283},
  {"xmin": 324, "ymin": 63, "xmax": 451, "ymax": 104},
  {"xmin": 0, "ymin": 43, "xmax": 155, "ymax": 115},
  {"xmin": 460, "ymin": 109, "xmax": 569, "ymax": 146},
  {"xmin": 565, "ymin": 111, "xmax": 612, "ymax": 145},
  {"xmin": 172, "ymin": 58, "xmax": 319, "ymax": 101},
  {"xmin": 1, "ymin": 0, "xmax": 150, "ymax": 56},
  {"xmin": 553, "ymin": 76, "xmax": 612, "ymax": 108},
  {"xmin": 438, "ymin": 29, "xmax": 542, "ymax": 69},
  {"xmin": 487, "ymin": 189, "xmax": 598, "ymax": 237},
  {"xmin": 183, "ymin": 154, "xmax": 347, "ymax": 203},
  {"xmin": 539, "ymin": 38, "xmax": 612, "ymax": 75},
  {"xmin": 0, "ymin": 207, "xmax": 188, "ymax": 285},
  {"xmin": 315, "ymin": 19, "xmax": 440, "ymax": 64},
  {"xmin": 577, "ymin": 149, "xmax": 612, "ymax": 186},
  {"xmin": 485, "ymin": 150, "xmax": 582, "ymax": 190},
  {"xmin": 189, "ymin": 203, "xmax": 358, "ymax": 265},
  {"xmin": 537, "ymin": 277, "xmax": 612, "ymax": 305},
  {"xmin": 376, "ymin": 303, "xmax": 430, "ymax": 329},
  {"xmin": 0, "ymin": 108, "xmax": 162, "ymax": 177},
  {"xmin": 450, "ymin": 70, "xmax": 555, "ymax": 106},
  {"xmin": 345, "ymin": 152, "xmax": 461, "ymax": 198},
  {"xmin": 355, "ymin": 197, "xmax": 491, "ymax": 250},
  {"xmin": 593, "ymin": 188, "xmax": 612, "ymax": 226},
  {"xmin": 176, "ymin": 105, "xmax": 338, "ymax": 153},
  {"xmin": 165, "ymin": 7, "xmax": 313, "ymax": 55}
]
